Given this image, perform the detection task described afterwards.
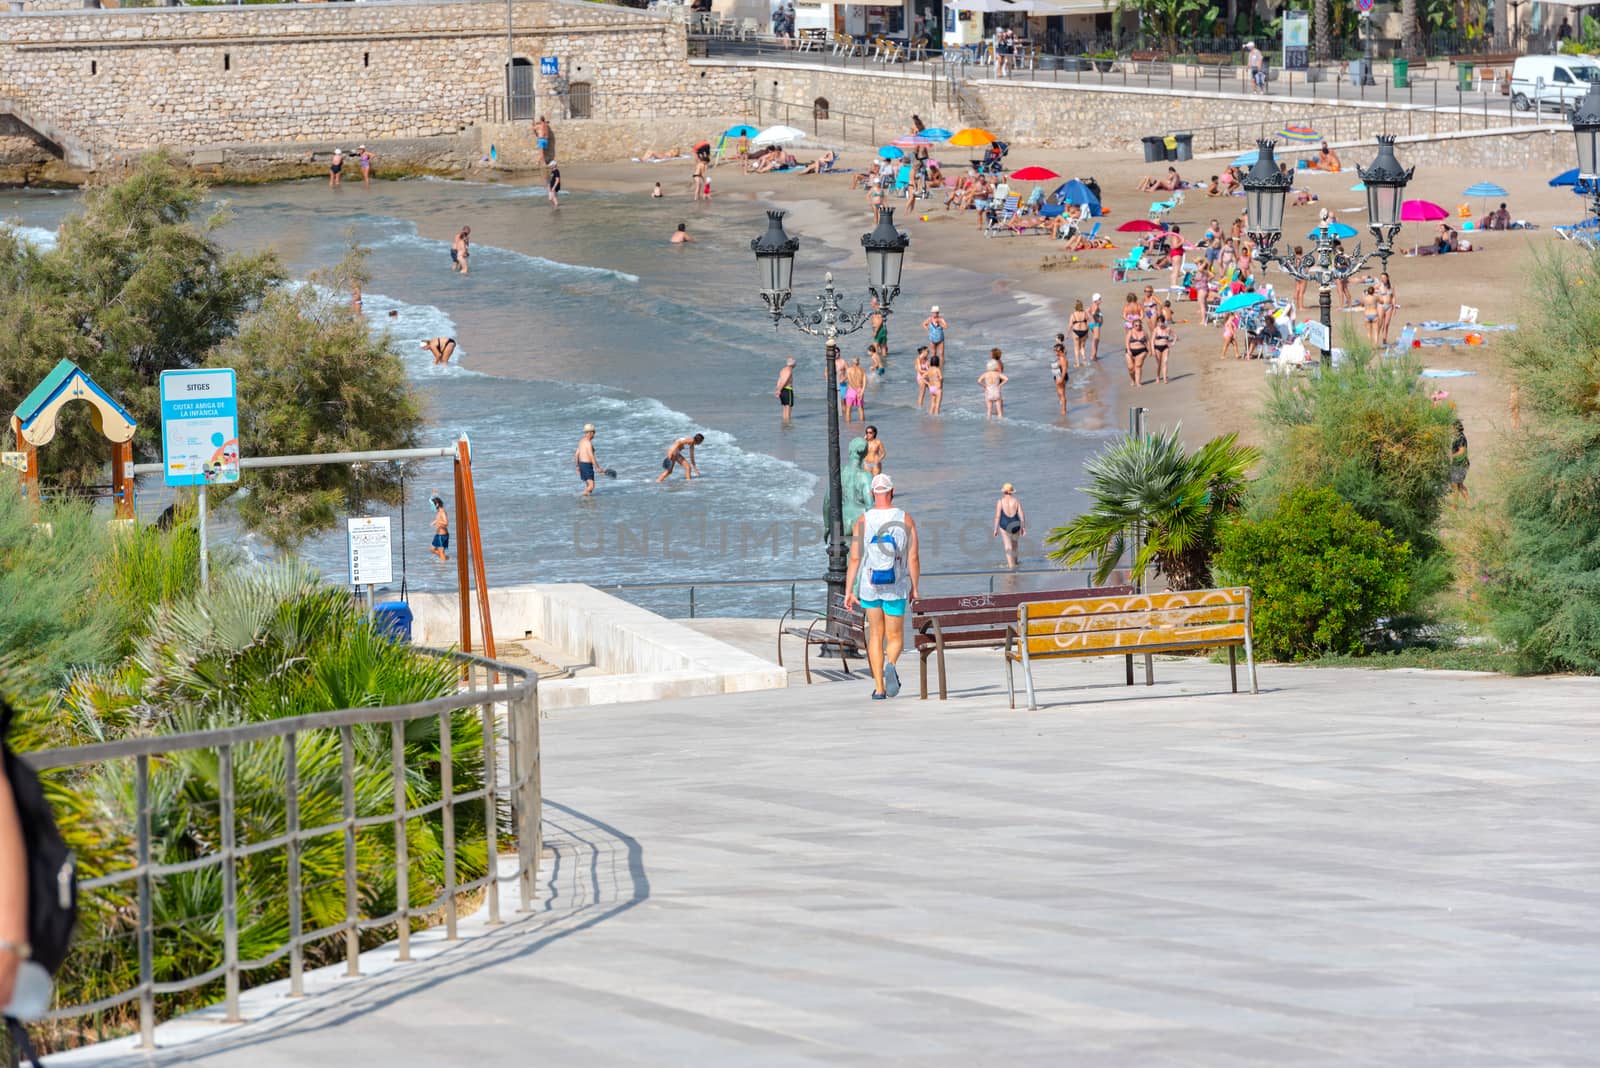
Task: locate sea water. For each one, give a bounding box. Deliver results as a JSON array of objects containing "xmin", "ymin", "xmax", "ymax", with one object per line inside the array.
[{"xmin": 2, "ymin": 179, "xmax": 1125, "ymax": 616}]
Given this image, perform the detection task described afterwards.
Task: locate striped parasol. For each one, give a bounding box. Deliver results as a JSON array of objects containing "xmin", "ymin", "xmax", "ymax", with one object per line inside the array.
[{"xmin": 1279, "ymin": 125, "xmax": 1321, "ymax": 142}]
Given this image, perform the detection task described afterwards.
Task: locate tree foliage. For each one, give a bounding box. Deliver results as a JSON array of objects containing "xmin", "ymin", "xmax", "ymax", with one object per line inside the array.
[
  {"xmin": 1484, "ymin": 248, "xmax": 1600, "ymax": 672},
  {"xmin": 1045, "ymin": 428, "xmax": 1259, "ymax": 590},
  {"xmin": 1216, "ymin": 486, "xmax": 1412, "ymax": 660}
]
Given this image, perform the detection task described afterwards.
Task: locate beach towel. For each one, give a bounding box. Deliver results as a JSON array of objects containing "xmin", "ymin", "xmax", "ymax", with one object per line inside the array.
[
  {"xmin": 1418, "ymin": 320, "xmax": 1516, "ymax": 332},
  {"xmin": 1419, "ymin": 368, "xmax": 1479, "ymax": 376},
  {"xmin": 631, "ymin": 154, "xmax": 694, "ymax": 163}
]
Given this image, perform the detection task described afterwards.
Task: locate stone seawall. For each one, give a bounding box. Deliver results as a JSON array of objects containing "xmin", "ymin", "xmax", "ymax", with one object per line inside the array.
[{"xmin": 0, "ymin": 0, "xmax": 750, "ymax": 167}]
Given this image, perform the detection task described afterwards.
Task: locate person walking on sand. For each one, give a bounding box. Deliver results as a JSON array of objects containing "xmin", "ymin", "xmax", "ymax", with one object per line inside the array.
[
  {"xmin": 993, "ymin": 483, "xmax": 1025, "ymax": 568},
  {"xmin": 656, "ymin": 433, "xmax": 705, "ymax": 483},
  {"xmin": 358, "ymin": 146, "xmax": 374, "ymax": 186},
  {"xmin": 1151, "ymin": 314, "xmax": 1173, "ymax": 384},
  {"xmin": 1377, "ymin": 272, "xmax": 1397, "ymax": 345},
  {"xmin": 451, "ymin": 226, "xmax": 471, "ymax": 275},
  {"xmin": 329, "ymin": 148, "xmax": 345, "ymax": 188},
  {"xmin": 671, "ymin": 222, "xmax": 694, "ymax": 244},
  {"xmin": 775, "ymin": 356, "xmax": 797, "ymax": 424},
  {"xmin": 1088, "ymin": 292, "xmax": 1104, "ymax": 361},
  {"xmin": 863, "ymin": 424, "xmax": 887, "ymax": 476},
  {"xmin": 1219, "ymin": 311, "xmax": 1242, "ymax": 360},
  {"xmin": 1125, "ymin": 318, "xmax": 1149, "ymax": 387},
  {"xmin": 574, "ymin": 423, "xmax": 604, "ymax": 496},
  {"xmin": 1052, "ymin": 340, "xmax": 1070, "ymax": 415},
  {"xmin": 421, "ymin": 337, "xmax": 456, "ymax": 365},
  {"xmin": 978, "ymin": 358, "xmax": 1008, "ymax": 419},
  {"xmin": 845, "ymin": 358, "xmax": 868, "ymax": 424},
  {"xmin": 925, "ymin": 354, "xmax": 944, "ymax": 415},
  {"xmin": 844, "ymin": 473, "xmax": 920, "ymax": 701},
  {"xmin": 914, "ymin": 345, "xmax": 931, "ymax": 409},
  {"xmin": 428, "ymin": 494, "xmax": 450, "ymax": 561},
  {"xmin": 546, "ymin": 161, "xmax": 562, "ymax": 208},
  {"xmin": 1068, "ymin": 300, "xmax": 1091, "ymax": 367},
  {"xmin": 923, "ymin": 306, "xmax": 947, "ymax": 362}
]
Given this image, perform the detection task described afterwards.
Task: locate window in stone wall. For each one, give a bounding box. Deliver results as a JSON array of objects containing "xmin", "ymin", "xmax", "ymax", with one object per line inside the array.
[
  {"xmin": 569, "ymin": 82, "xmax": 593, "ymax": 120},
  {"xmin": 814, "ymin": 97, "xmax": 830, "ymax": 119},
  {"xmin": 223, "ymin": 53, "xmax": 231, "ymax": 72}
]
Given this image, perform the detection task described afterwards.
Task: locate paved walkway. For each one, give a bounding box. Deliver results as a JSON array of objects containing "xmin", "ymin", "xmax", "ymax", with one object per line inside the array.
[{"xmin": 73, "ymin": 656, "xmax": 1600, "ymax": 1066}]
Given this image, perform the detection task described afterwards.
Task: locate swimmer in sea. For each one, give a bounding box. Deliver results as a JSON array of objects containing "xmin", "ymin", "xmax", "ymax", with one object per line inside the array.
[
  {"xmin": 656, "ymin": 433, "xmax": 705, "ymax": 482},
  {"xmin": 329, "ymin": 148, "xmax": 344, "ymax": 188},
  {"xmin": 420, "ymin": 337, "xmax": 456, "ymax": 365},
  {"xmin": 978, "ymin": 358, "xmax": 1007, "ymax": 420},
  {"xmin": 671, "ymin": 222, "xmax": 694, "ymax": 244},
  {"xmin": 652, "ymin": 181, "xmax": 664, "ymax": 198},
  {"xmin": 574, "ymin": 423, "xmax": 603, "ymax": 496},
  {"xmin": 451, "ymin": 226, "xmax": 470, "ymax": 275},
  {"xmin": 775, "ymin": 356, "xmax": 796, "ymax": 424}
]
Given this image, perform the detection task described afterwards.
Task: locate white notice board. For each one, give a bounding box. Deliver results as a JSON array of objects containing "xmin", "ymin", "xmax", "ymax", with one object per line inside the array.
[{"xmin": 347, "ymin": 516, "xmax": 393, "ymax": 586}]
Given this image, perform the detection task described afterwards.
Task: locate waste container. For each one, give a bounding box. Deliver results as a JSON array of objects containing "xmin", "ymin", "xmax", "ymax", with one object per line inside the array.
[
  {"xmin": 1457, "ymin": 60, "xmax": 1474, "ymax": 92},
  {"xmin": 1392, "ymin": 57, "xmax": 1409, "ymax": 89},
  {"xmin": 1142, "ymin": 135, "xmax": 1163, "ymax": 163},
  {"xmin": 1174, "ymin": 132, "xmax": 1193, "ymax": 161},
  {"xmin": 374, "ymin": 600, "xmax": 413, "ymax": 642},
  {"xmin": 1348, "ymin": 58, "xmax": 1375, "ymax": 86}
]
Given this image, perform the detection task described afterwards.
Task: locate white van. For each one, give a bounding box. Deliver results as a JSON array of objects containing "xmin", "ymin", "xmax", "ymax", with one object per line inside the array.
[{"xmin": 1511, "ymin": 55, "xmax": 1600, "ymax": 115}]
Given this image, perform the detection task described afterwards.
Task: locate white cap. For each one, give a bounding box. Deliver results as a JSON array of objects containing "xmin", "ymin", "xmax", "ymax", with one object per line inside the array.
[
  {"xmin": 1245, "ymin": 40, "xmax": 1256, "ymax": 48},
  {"xmin": 1092, "ymin": 292, "xmax": 1101, "ymax": 301},
  {"xmin": 583, "ymin": 423, "xmax": 596, "ymax": 433},
  {"xmin": 930, "ymin": 304, "xmax": 940, "ymax": 312},
  {"xmin": 870, "ymin": 473, "xmax": 894, "ymax": 494}
]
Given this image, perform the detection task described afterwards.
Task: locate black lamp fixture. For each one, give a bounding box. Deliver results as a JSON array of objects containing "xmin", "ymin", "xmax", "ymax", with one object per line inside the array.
[
  {"xmin": 750, "ymin": 209, "xmax": 800, "ymax": 322},
  {"xmin": 1241, "ymin": 139, "xmax": 1294, "ymax": 251},
  {"xmin": 1356, "ymin": 134, "xmax": 1414, "ymax": 271},
  {"xmin": 861, "ymin": 208, "xmax": 910, "ymax": 310}
]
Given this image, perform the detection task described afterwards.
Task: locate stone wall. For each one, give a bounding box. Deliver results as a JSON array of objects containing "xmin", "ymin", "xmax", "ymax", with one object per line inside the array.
[{"xmin": 0, "ymin": 0, "xmax": 750, "ymax": 166}]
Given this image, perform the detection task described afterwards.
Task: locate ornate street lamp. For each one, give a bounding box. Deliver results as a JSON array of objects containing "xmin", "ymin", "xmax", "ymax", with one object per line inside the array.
[
  {"xmin": 1249, "ymin": 136, "xmax": 1416, "ymax": 367},
  {"xmin": 1571, "ymin": 81, "xmax": 1600, "ymax": 221},
  {"xmin": 750, "ymin": 207, "xmax": 911, "ymax": 611}
]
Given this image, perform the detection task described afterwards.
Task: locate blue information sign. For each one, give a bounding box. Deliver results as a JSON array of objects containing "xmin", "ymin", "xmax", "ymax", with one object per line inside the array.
[
  {"xmin": 539, "ymin": 56, "xmax": 558, "ymax": 76},
  {"xmin": 159, "ymin": 368, "xmax": 241, "ymax": 487}
]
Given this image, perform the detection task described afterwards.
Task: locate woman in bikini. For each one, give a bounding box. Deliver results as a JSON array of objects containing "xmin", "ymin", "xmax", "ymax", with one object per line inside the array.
[
  {"xmin": 1052, "ymin": 340, "xmax": 1070, "ymax": 416},
  {"xmin": 1290, "ymin": 246, "xmax": 1308, "ymax": 309},
  {"xmin": 1068, "ymin": 300, "xmax": 1091, "ymax": 367},
  {"xmin": 978, "ymin": 359, "xmax": 1008, "ymax": 419},
  {"xmin": 1219, "ymin": 311, "xmax": 1242, "ymax": 360},
  {"xmin": 1121, "ymin": 293, "xmax": 1141, "ymax": 338},
  {"xmin": 915, "ymin": 347, "xmax": 931, "ymax": 409},
  {"xmin": 1151, "ymin": 314, "xmax": 1173, "ymax": 385},
  {"xmin": 1088, "ymin": 293, "xmax": 1103, "ymax": 361},
  {"xmin": 1125, "ymin": 319, "xmax": 1149, "ymax": 387},
  {"xmin": 925, "ymin": 355, "xmax": 944, "ymax": 415},
  {"xmin": 1360, "ymin": 285, "xmax": 1381, "ymax": 343},
  {"xmin": 1376, "ymin": 272, "xmax": 1397, "ymax": 345}
]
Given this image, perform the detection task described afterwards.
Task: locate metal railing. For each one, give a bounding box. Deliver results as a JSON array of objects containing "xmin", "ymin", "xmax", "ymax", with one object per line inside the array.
[
  {"xmin": 21, "ymin": 649, "xmax": 540, "ymax": 1052},
  {"xmin": 598, "ymin": 565, "xmax": 1113, "ymax": 619}
]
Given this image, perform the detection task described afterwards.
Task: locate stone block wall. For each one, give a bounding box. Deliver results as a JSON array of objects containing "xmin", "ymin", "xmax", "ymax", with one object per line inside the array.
[{"xmin": 0, "ymin": 0, "xmax": 750, "ymax": 164}]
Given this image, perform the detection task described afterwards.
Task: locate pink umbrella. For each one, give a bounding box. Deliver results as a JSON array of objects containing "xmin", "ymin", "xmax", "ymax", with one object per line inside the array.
[{"xmin": 1401, "ymin": 199, "xmax": 1449, "ymax": 254}]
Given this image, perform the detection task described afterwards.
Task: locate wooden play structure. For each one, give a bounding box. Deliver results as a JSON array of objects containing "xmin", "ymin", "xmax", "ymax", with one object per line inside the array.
[{"xmin": 4, "ymin": 358, "xmax": 137, "ymax": 520}]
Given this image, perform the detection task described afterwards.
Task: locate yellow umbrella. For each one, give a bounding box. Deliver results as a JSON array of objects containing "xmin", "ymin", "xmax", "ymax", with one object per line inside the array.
[{"xmin": 947, "ymin": 127, "xmax": 998, "ymax": 147}]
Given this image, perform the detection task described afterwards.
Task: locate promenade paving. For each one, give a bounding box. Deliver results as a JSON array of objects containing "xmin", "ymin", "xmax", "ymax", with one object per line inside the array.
[{"xmin": 76, "ymin": 655, "xmax": 1600, "ymax": 1066}]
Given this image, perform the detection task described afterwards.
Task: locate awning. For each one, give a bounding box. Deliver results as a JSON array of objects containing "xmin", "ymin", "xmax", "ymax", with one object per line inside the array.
[{"xmin": 945, "ymin": 0, "xmax": 1108, "ymax": 12}]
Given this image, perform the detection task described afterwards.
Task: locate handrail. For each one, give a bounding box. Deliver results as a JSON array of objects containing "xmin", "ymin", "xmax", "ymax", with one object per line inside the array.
[{"xmin": 20, "ymin": 648, "xmax": 540, "ymax": 1053}]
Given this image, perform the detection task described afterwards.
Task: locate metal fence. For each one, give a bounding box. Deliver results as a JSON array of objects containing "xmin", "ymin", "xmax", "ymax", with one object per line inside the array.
[{"xmin": 20, "ymin": 650, "xmax": 540, "ymax": 1052}]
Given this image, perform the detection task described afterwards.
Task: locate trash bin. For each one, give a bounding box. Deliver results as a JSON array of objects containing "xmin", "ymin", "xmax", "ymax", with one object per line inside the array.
[
  {"xmin": 1457, "ymin": 60, "xmax": 1474, "ymax": 92},
  {"xmin": 1174, "ymin": 132, "xmax": 1193, "ymax": 161},
  {"xmin": 374, "ymin": 600, "xmax": 413, "ymax": 642},
  {"xmin": 1142, "ymin": 135, "xmax": 1163, "ymax": 163},
  {"xmin": 1392, "ymin": 57, "xmax": 1409, "ymax": 89}
]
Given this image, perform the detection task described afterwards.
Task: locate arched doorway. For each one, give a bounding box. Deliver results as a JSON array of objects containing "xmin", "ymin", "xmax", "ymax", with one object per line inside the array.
[{"xmin": 506, "ymin": 58, "xmax": 535, "ymax": 121}]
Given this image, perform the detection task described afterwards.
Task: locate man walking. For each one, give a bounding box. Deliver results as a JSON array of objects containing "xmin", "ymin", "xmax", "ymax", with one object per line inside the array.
[
  {"xmin": 844, "ymin": 473, "xmax": 920, "ymax": 700},
  {"xmin": 775, "ymin": 357, "xmax": 796, "ymax": 424},
  {"xmin": 574, "ymin": 423, "xmax": 604, "ymax": 496}
]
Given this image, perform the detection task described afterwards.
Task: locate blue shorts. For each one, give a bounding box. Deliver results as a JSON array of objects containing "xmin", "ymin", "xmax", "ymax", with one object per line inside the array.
[
  {"xmin": 577, "ymin": 461, "xmax": 595, "ymax": 483},
  {"xmin": 859, "ymin": 597, "xmax": 906, "ymax": 617}
]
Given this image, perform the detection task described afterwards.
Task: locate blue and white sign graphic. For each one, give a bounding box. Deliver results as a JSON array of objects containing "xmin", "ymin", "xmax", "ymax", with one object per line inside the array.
[
  {"xmin": 539, "ymin": 56, "xmax": 559, "ymax": 76},
  {"xmin": 159, "ymin": 368, "xmax": 240, "ymax": 487}
]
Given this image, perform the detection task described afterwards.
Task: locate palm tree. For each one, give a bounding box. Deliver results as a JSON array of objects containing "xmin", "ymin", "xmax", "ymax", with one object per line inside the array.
[
  {"xmin": 1045, "ymin": 428, "xmax": 1259, "ymax": 590},
  {"xmin": 1315, "ymin": 0, "xmax": 1333, "ymax": 63},
  {"xmin": 1402, "ymin": 0, "xmax": 1419, "ymax": 58}
]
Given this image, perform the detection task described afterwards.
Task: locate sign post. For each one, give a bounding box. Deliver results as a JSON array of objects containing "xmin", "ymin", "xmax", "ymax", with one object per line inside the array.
[
  {"xmin": 347, "ymin": 517, "xmax": 394, "ymax": 608},
  {"xmin": 1303, "ymin": 318, "xmax": 1331, "ymax": 355},
  {"xmin": 1283, "ymin": 12, "xmax": 1310, "ymax": 72},
  {"xmin": 159, "ymin": 369, "xmax": 240, "ymax": 588}
]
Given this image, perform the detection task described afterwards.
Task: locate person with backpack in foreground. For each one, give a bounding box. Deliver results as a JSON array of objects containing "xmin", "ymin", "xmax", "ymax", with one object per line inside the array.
[{"xmin": 844, "ymin": 474, "xmax": 921, "ymax": 701}]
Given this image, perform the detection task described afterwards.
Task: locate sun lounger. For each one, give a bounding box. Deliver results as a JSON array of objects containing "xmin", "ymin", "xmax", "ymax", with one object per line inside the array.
[{"xmin": 1149, "ymin": 189, "xmax": 1185, "ymax": 220}]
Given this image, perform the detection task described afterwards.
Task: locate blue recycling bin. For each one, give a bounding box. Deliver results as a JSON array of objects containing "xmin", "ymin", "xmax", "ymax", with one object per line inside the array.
[{"xmin": 374, "ymin": 601, "xmax": 413, "ymax": 642}]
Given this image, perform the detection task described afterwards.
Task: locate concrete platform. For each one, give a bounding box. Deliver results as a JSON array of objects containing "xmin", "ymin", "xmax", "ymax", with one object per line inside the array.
[{"xmin": 58, "ymin": 656, "xmax": 1600, "ymax": 1067}]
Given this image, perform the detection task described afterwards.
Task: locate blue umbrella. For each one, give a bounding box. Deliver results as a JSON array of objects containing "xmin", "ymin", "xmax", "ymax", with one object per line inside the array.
[
  {"xmin": 1308, "ymin": 220, "xmax": 1359, "ymax": 239},
  {"xmin": 1215, "ymin": 292, "xmax": 1270, "ymax": 314},
  {"xmin": 1231, "ymin": 149, "xmax": 1260, "ymax": 167},
  {"xmin": 1463, "ymin": 181, "xmax": 1508, "ymax": 198},
  {"xmin": 1349, "ymin": 181, "xmax": 1367, "ymax": 191},
  {"xmin": 919, "ymin": 127, "xmax": 953, "ymax": 141},
  {"xmin": 1552, "ymin": 168, "xmax": 1599, "ymax": 194},
  {"xmin": 1050, "ymin": 178, "xmax": 1101, "ymax": 213},
  {"xmin": 878, "ymin": 145, "xmax": 905, "ymax": 160},
  {"xmin": 723, "ymin": 124, "xmax": 760, "ymax": 138}
]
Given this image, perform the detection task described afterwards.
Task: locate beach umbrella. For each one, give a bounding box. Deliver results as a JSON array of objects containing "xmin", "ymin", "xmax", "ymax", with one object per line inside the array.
[
  {"xmin": 1401, "ymin": 200, "xmax": 1448, "ymax": 221},
  {"xmin": 1051, "ymin": 178, "xmax": 1101, "ymax": 213},
  {"xmin": 1280, "ymin": 124, "xmax": 1321, "ymax": 142},
  {"xmin": 1463, "ymin": 180, "xmax": 1509, "ymax": 217},
  {"xmin": 892, "ymin": 135, "xmax": 935, "ymax": 148},
  {"xmin": 723, "ymin": 124, "xmax": 760, "ymax": 138},
  {"xmin": 1215, "ymin": 292, "xmax": 1269, "ymax": 314},
  {"xmin": 1307, "ymin": 220, "xmax": 1359, "ymax": 239},
  {"xmin": 1116, "ymin": 219, "xmax": 1164, "ymax": 233},
  {"xmin": 1231, "ymin": 149, "xmax": 1261, "ymax": 167},
  {"xmin": 1349, "ymin": 181, "xmax": 1367, "ymax": 191},
  {"xmin": 948, "ymin": 127, "xmax": 998, "ymax": 147},
  {"xmin": 878, "ymin": 145, "xmax": 906, "ymax": 159},
  {"xmin": 1551, "ymin": 167, "xmax": 1580, "ymax": 187},
  {"xmin": 752, "ymin": 125, "xmax": 806, "ymax": 147},
  {"xmin": 919, "ymin": 127, "xmax": 954, "ymax": 141},
  {"xmin": 1010, "ymin": 166, "xmax": 1060, "ymax": 181}
]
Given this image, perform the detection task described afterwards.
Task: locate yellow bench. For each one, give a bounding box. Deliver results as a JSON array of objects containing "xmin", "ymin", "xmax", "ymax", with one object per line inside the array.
[{"xmin": 1004, "ymin": 588, "xmax": 1258, "ymax": 710}]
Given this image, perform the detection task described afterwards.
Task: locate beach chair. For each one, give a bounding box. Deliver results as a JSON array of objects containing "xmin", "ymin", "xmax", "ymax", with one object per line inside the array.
[
  {"xmin": 1389, "ymin": 324, "xmax": 1416, "ymax": 355},
  {"xmin": 894, "ymin": 163, "xmax": 912, "ymax": 191},
  {"xmin": 1149, "ymin": 189, "xmax": 1185, "ymax": 220},
  {"xmin": 1111, "ymin": 247, "xmax": 1148, "ymax": 277},
  {"xmin": 982, "ymin": 194, "xmax": 1022, "ymax": 237}
]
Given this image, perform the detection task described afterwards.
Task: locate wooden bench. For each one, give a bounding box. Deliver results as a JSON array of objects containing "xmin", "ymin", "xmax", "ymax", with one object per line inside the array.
[
  {"xmin": 1003, "ymin": 587, "xmax": 1258, "ymax": 710},
  {"xmin": 777, "ymin": 592, "xmax": 865, "ymax": 683},
  {"xmin": 1128, "ymin": 50, "xmax": 1167, "ymax": 64},
  {"xmin": 910, "ymin": 585, "xmax": 1132, "ymax": 700}
]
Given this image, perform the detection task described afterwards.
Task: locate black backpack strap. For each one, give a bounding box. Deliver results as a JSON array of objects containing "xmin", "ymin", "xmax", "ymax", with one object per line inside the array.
[{"xmin": 6, "ymin": 1017, "xmax": 44, "ymax": 1068}]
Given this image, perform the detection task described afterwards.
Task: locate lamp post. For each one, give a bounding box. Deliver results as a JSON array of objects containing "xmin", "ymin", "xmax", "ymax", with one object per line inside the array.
[
  {"xmin": 1571, "ymin": 81, "xmax": 1600, "ymax": 222},
  {"xmin": 751, "ymin": 207, "xmax": 909, "ymax": 609},
  {"xmin": 1244, "ymin": 136, "xmax": 1412, "ymax": 366}
]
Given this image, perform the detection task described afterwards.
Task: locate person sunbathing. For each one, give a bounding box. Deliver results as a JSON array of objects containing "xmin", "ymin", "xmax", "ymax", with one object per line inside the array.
[
  {"xmin": 1138, "ymin": 167, "xmax": 1182, "ymax": 193},
  {"xmin": 1206, "ymin": 175, "xmax": 1222, "ymax": 197},
  {"xmin": 1307, "ymin": 142, "xmax": 1341, "ymax": 171},
  {"xmin": 1417, "ymin": 223, "xmax": 1459, "ymax": 255},
  {"xmin": 638, "ymin": 146, "xmax": 685, "ymax": 162},
  {"xmin": 800, "ymin": 149, "xmax": 838, "ymax": 175},
  {"xmin": 1291, "ymin": 188, "xmax": 1319, "ymax": 206}
]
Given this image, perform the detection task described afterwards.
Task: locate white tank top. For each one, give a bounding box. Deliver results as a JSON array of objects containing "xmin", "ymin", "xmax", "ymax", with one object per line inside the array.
[{"xmin": 857, "ymin": 507, "xmax": 910, "ymax": 601}]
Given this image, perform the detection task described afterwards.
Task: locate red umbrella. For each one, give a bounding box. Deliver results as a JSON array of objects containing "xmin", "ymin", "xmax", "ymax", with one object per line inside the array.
[
  {"xmin": 1009, "ymin": 166, "xmax": 1060, "ymax": 181},
  {"xmin": 1117, "ymin": 219, "xmax": 1165, "ymax": 233}
]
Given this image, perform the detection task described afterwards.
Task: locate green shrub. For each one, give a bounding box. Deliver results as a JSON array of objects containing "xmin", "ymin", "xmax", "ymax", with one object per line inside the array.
[{"xmin": 1216, "ymin": 486, "xmax": 1412, "ymax": 660}]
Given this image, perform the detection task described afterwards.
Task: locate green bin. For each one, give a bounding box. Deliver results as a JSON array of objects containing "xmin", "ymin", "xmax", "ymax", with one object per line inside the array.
[
  {"xmin": 1392, "ymin": 58, "xmax": 1409, "ymax": 89},
  {"xmin": 1456, "ymin": 60, "xmax": 1474, "ymax": 92}
]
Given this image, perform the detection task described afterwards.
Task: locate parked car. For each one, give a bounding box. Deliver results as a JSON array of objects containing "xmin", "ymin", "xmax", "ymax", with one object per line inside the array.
[{"xmin": 1510, "ymin": 54, "xmax": 1600, "ymax": 116}]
